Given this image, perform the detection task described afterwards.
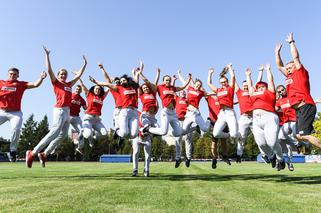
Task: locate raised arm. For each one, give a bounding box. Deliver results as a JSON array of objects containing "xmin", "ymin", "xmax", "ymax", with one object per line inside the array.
[
  {"xmin": 138, "ymin": 68, "xmax": 157, "ymax": 92},
  {"xmin": 177, "ymin": 69, "xmax": 194, "ymax": 86},
  {"xmin": 98, "ymin": 63, "xmax": 111, "ymax": 83},
  {"xmin": 78, "ymin": 78, "xmax": 89, "ymax": 96},
  {"xmin": 266, "ymin": 64, "xmax": 275, "ymax": 93},
  {"xmin": 43, "ymin": 46, "xmax": 56, "ymax": 83},
  {"xmin": 176, "ymin": 74, "xmax": 192, "ymax": 91},
  {"xmin": 275, "ymin": 43, "xmax": 288, "ymax": 76},
  {"xmin": 207, "ymin": 68, "xmax": 218, "ymax": 92},
  {"xmin": 89, "ymin": 76, "xmax": 117, "ymax": 91},
  {"xmin": 227, "ymin": 63, "xmax": 235, "ymax": 89},
  {"xmin": 286, "ymin": 32, "xmax": 301, "ymax": 69},
  {"xmin": 27, "ymin": 71, "xmax": 47, "ymax": 89},
  {"xmin": 171, "ymin": 75, "xmax": 177, "ymax": 86},
  {"xmin": 245, "ymin": 68, "xmax": 254, "ymax": 95},
  {"xmin": 70, "ymin": 56, "xmax": 87, "ymax": 86},
  {"xmin": 256, "ymin": 64, "xmax": 264, "ymax": 83},
  {"xmin": 154, "ymin": 68, "xmax": 160, "ymax": 85}
]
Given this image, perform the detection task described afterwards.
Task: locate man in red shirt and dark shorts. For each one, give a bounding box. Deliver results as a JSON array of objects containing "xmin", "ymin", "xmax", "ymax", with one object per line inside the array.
[{"xmin": 275, "ymin": 33, "xmax": 321, "ymax": 149}]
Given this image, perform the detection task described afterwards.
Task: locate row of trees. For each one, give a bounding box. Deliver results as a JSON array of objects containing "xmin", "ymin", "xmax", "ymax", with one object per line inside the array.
[{"xmin": 1, "ymin": 113, "xmax": 321, "ymax": 161}]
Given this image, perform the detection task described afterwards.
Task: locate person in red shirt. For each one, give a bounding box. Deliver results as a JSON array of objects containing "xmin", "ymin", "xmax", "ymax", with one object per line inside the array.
[
  {"xmin": 146, "ymin": 70, "xmax": 192, "ymax": 137},
  {"xmin": 92, "ymin": 64, "xmax": 141, "ymax": 139},
  {"xmin": 234, "ymin": 66, "xmax": 264, "ymax": 163},
  {"xmin": 26, "ymin": 46, "xmax": 87, "ymax": 168},
  {"xmin": 69, "ymin": 84, "xmax": 87, "ymax": 154},
  {"xmin": 0, "ymin": 68, "xmax": 47, "ymax": 161},
  {"xmin": 78, "ymin": 78, "xmax": 108, "ymax": 152},
  {"xmin": 275, "ymin": 85, "xmax": 297, "ymax": 171},
  {"xmin": 275, "ymin": 32, "xmax": 321, "ymax": 149},
  {"xmin": 207, "ymin": 64, "xmax": 238, "ymax": 141},
  {"xmin": 246, "ymin": 64, "xmax": 285, "ymax": 171}
]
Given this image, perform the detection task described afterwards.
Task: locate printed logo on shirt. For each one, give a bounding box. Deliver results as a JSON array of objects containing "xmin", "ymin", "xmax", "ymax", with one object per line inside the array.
[
  {"xmin": 71, "ymin": 100, "xmax": 81, "ymax": 105},
  {"xmin": 285, "ymin": 78, "xmax": 293, "ymax": 85},
  {"xmin": 242, "ymin": 91, "xmax": 249, "ymax": 96},
  {"xmin": 64, "ymin": 87, "xmax": 72, "ymax": 92},
  {"xmin": 280, "ymin": 102, "xmax": 291, "ymax": 109},
  {"xmin": 188, "ymin": 90, "xmax": 199, "ymax": 96},
  {"xmin": 144, "ymin": 95, "xmax": 155, "ymax": 100},
  {"xmin": 179, "ymin": 100, "xmax": 187, "ymax": 105},
  {"xmin": 93, "ymin": 99, "xmax": 103, "ymax": 104},
  {"xmin": 252, "ymin": 91, "xmax": 264, "ymax": 96},
  {"xmin": 215, "ymin": 102, "xmax": 219, "ymax": 106},
  {"xmin": 124, "ymin": 89, "xmax": 136, "ymax": 95},
  {"xmin": 217, "ymin": 90, "xmax": 228, "ymax": 97},
  {"xmin": 163, "ymin": 90, "xmax": 175, "ymax": 95},
  {"xmin": 1, "ymin": 86, "xmax": 16, "ymax": 91}
]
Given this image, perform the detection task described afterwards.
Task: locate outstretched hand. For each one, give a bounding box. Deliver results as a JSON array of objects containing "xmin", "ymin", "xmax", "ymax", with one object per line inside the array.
[
  {"xmin": 208, "ymin": 68, "xmax": 215, "ymax": 75},
  {"xmin": 275, "ymin": 43, "xmax": 283, "ymax": 53},
  {"xmin": 259, "ymin": 64, "xmax": 264, "ymax": 71},
  {"xmin": 265, "ymin": 63, "xmax": 271, "ymax": 70},
  {"xmin": 89, "ymin": 76, "xmax": 96, "ymax": 84},
  {"xmin": 245, "ymin": 68, "xmax": 252, "ymax": 76},
  {"xmin": 40, "ymin": 71, "xmax": 47, "ymax": 79},
  {"xmin": 286, "ymin": 32, "xmax": 294, "ymax": 43},
  {"xmin": 83, "ymin": 55, "xmax": 87, "ymax": 65},
  {"xmin": 98, "ymin": 63, "xmax": 104, "ymax": 69},
  {"xmin": 43, "ymin": 46, "xmax": 50, "ymax": 55}
]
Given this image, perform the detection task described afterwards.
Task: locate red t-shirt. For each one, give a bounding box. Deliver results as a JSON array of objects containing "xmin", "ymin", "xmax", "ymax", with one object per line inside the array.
[
  {"xmin": 251, "ymin": 90, "xmax": 276, "ymax": 113},
  {"xmin": 187, "ymin": 86, "xmax": 204, "ymax": 109},
  {"xmin": 175, "ymin": 96, "xmax": 188, "ymax": 120},
  {"xmin": 206, "ymin": 95, "xmax": 220, "ymax": 122},
  {"xmin": 53, "ymin": 80, "xmax": 72, "ymax": 108},
  {"xmin": 276, "ymin": 97, "xmax": 296, "ymax": 123},
  {"xmin": 110, "ymin": 89, "xmax": 122, "ymax": 108},
  {"xmin": 70, "ymin": 93, "xmax": 86, "ymax": 116},
  {"xmin": 157, "ymin": 84, "xmax": 177, "ymax": 108},
  {"xmin": 277, "ymin": 110, "xmax": 285, "ymax": 126},
  {"xmin": 140, "ymin": 92, "xmax": 158, "ymax": 112},
  {"xmin": 236, "ymin": 89, "xmax": 252, "ymax": 114},
  {"xmin": 117, "ymin": 85, "xmax": 138, "ymax": 108},
  {"xmin": 285, "ymin": 65, "xmax": 315, "ymax": 106},
  {"xmin": 0, "ymin": 80, "xmax": 28, "ymax": 111},
  {"xmin": 216, "ymin": 86, "xmax": 234, "ymax": 108},
  {"xmin": 85, "ymin": 92, "xmax": 105, "ymax": 116}
]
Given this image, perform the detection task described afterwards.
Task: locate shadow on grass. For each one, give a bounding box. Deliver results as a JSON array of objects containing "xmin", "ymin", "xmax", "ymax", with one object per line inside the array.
[{"xmin": 1, "ymin": 173, "xmax": 321, "ymax": 184}]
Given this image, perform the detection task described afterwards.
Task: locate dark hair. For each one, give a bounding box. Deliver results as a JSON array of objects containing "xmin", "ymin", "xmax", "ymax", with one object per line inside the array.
[
  {"xmin": 120, "ymin": 74, "xmax": 139, "ymax": 89},
  {"xmin": 8, "ymin": 67, "xmax": 19, "ymax": 74},
  {"xmin": 89, "ymin": 85, "xmax": 105, "ymax": 97},
  {"xmin": 113, "ymin": 77, "xmax": 120, "ymax": 85},
  {"xmin": 242, "ymin": 80, "xmax": 247, "ymax": 84},
  {"xmin": 276, "ymin": 85, "xmax": 285, "ymax": 90},
  {"xmin": 76, "ymin": 85, "xmax": 82, "ymax": 89},
  {"xmin": 163, "ymin": 75, "xmax": 171, "ymax": 81},
  {"xmin": 219, "ymin": 76, "xmax": 228, "ymax": 82},
  {"xmin": 194, "ymin": 78, "xmax": 203, "ymax": 86}
]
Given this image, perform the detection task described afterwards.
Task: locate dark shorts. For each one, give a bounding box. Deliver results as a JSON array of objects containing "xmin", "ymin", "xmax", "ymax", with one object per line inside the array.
[{"xmin": 296, "ymin": 104, "xmax": 316, "ymax": 136}]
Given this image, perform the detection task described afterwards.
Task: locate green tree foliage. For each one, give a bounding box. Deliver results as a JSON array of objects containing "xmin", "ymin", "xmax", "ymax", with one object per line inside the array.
[
  {"xmin": 18, "ymin": 114, "xmax": 37, "ymax": 157},
  {"xmin": 312, "ymin": 112, "xmax": 321, "ymax": 154},
  {"xmin": 35, "ymin": 115, "xmax": 49, "ymax": 144}
]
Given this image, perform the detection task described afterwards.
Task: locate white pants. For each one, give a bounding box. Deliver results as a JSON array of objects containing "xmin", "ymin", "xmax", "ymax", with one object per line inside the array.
[
  {"xmin": 132, "ymin": 135, "xmax": 151, "ymax": 172},
  {"xmin": 182, "ymin": 109, "xmax": 210, "ymax": 132},
  {"xmin": 69, "ymin": 116, "xmax": 84, "ymax": 146},
  {"xmin": 117, "ymin": 108, "xmax": 138, "ymax": 139},
  {"xmin": 0, "ymin": 110, "xmax": 23, "ymax": 152},
  {"xmin": 278, "ymin": 121, "xmax": 298, "ymax": 145},
  {"xmin": 175, "ymin": 120, "xmax": 193, "ymax": 160},
  {"xmin": 253, "ymin": 111, "xmax": 283, "ymax": 161},
  {"xmin": 33, "ymin": 107, "xmax": 70, "ymax": 156},
  {"xmin": 213, "ymin": 108, "xmax": 238, "ymax": 139},
  {"xmin": 237, "ymin": 114, "xmax": 253, "ymax": 156},
  {"xmin": 140, "ymin": 112, "xmax": 159, "ymax": 128},
  {"xmin": 113, "ymin": 108, "xmax": 121, "ymax": 130},
  {"xmin": 81, "ymin": 114, "xmax": 107, "ymax": 148}
]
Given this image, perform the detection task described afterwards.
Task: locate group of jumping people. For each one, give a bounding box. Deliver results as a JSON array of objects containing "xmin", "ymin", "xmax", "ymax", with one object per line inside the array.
[{"xmin": 1, "ymin": 33, "xmax": 320, "ymax": 177}]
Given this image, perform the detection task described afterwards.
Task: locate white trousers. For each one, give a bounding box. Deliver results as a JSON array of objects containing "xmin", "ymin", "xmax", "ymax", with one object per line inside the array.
[
  {"xmin": 278, "ymin": 121, "xmax": 298, "ymax": 145},
  {"xmin": 237, "ymin": 114, "xmax": 253, "ymax": 156},
  {"xmin": 69, "ymin": 116, "xmax": 84, "ymax": 146},
  {"xmin": 113, "ymin": 108, "xmax": 121, "ymax": 130},
  {"xmin": 182, "ymin": 109, "xmax": 210, "ymax": 133},
  {"xmin": 33, "ymin": 107, "xmax": 70, "ymax": 156},
  {"xmin": 132, "ymin": 135, "xmax": 151, "ymax": 172},
  {"xmin": 117, "ymin": 108, "xmax": 139, "ymax": 139},
  {"xmin": 213, "ymin": 108, "xmax": 238, "ymax": 139},
  {"xmin": 140, "ymin": 112, "xmax": 159, "ymax": 128},
  {"xmin": 253, "ymin": 111, "xmax": 283, "ymax": 161},
  {"xmin": 175, "ymin": 120, "xmax": 193, "ymax": 160},
  {"xmin": 0, "ymin": 110, "xmax": 23, "ymax": 152},
  {"xmin": 81, "ymin": 114, "xmax": 107, "ymax": 149}
]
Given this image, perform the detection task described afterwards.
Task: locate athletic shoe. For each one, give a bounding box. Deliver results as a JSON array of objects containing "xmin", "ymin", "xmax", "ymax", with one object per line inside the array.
[
  {"xmin": 75, "ymin": 148, "xmax": 84, "ymax": 155},
  {"xmin": 10, "ymin": 151, "xmax": 17, "ymax": 162},
  {"xmin": 270, "ymin": 154, "xmax": 276, "ymax": 168},
  {"xmin": 38, "ymin": 152, "xmax": 46, "ymax": 168},
  {"xmin": 276, "ymin": 160, "xmax": 286, "ymax": 171},
  {"xmin": 185, "ymin": 158, "xmax": 191, "ymax": 168},
  {"xmin": 196, "ymin": 125, "xmax": 201, "ymax": 135},
  {"xmin": 140, "ymin": 124, "xmax": 151, "ymax": 134},
  {"xmin": 287, "ymin": 162, "xmax": 294, "ymax": 171},
  {"xmin": 261, "ymin": 155, "xmax": 271, "ymax": 164},
  {"xmin": 175, "ymin": 159, "xmax": 181, "ymax": 168},
  {"xmin": 222, "ymin": 156, "xmax": 231, "ymax": 165},
  {"xmin": 25, "ymin": 150, "xmax": 34, "ymax": 168},
  {"xmin": 132, "ymin": 170, "xmax": 138, "ymax": 177},
  {"xmin": 143, "ymin": 169, "xmax": 149, "ymax": 177},
  {"xmin": 236, "ymin": 155, "xmax": 241, "ymax": 163},
  {"xmin": 212, "ymin": 158, "xmax": 217, "ymax": 169},
  {"xmin": 113, "ymin": 128, "xmax": 119, "ymax": 140}
]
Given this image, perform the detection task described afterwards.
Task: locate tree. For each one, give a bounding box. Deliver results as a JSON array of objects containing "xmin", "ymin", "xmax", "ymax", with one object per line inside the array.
[
  {"xmin": 35, "ymin": 115, "xmax": 49, "ymax": 144},
  {"xmin": 18, "ymin": 114, "xmax": 37, "ymax": 157},
  {"xmin": 312, "ymin": 112, "xmax": 321, "ymax": 154}
]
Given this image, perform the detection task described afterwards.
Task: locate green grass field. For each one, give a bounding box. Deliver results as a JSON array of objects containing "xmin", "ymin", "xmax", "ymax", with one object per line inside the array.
[{"xmin": 0, "ymin": 161, "xmax": 321, "ymax": 212}]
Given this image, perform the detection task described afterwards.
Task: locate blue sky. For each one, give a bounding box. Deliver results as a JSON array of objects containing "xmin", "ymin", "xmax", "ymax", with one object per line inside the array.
[{"xmin": 1, "ymin": 0, "xmax": 321, "ymax": 139}]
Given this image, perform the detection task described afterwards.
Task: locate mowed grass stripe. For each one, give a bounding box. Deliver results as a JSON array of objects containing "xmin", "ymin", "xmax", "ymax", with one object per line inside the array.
[{"xmin": 0, "ymin": 162, "xmax": 321, "ymax": 212}]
